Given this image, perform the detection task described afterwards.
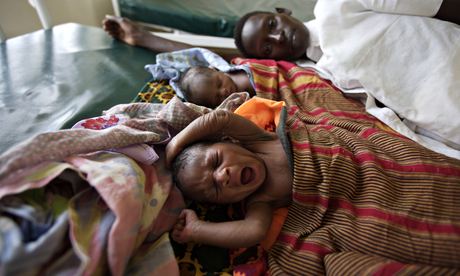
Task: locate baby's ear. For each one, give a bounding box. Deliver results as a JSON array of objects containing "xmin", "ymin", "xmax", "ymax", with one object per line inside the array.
[{"xmin": 216, "ymin": 92, "xmax": 249, "ymax": 112}]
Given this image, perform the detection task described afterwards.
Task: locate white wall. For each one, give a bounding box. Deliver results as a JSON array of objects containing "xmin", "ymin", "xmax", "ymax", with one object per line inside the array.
[{"xmin": 0, "ymin": 0, "xmax": 114, "ymax": 39}]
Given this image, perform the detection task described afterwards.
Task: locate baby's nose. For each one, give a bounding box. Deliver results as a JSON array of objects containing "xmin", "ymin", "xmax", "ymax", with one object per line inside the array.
[
  {"xmin": 220, "ymin": 87, "xmax": 230, "ymax": 98},
  {"xmin": 214, "ymin": 168, "xmax": 229, "ymax": 187}
]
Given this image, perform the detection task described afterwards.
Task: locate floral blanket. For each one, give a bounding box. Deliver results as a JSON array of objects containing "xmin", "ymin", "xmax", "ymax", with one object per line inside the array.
[{"xmin": 0, "ymin": 97, "xmax": 221, "ymax": 275}]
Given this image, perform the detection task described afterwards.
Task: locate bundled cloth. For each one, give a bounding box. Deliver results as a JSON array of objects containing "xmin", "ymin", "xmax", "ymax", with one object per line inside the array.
[{"xmin": 0, "ymin": 97, "xmax": 228, "ymax": 275}]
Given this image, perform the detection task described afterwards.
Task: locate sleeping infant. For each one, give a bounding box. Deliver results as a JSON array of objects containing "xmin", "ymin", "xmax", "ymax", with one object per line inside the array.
[{"xmin": 178, "ymin": 66, "xmax": 255, "ymax": 108}]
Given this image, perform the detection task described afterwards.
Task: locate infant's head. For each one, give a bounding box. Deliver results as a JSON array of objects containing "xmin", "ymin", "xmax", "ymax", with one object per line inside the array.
[
  {"xmin": 179, "ymin": 66, "xmax": 238, "ymax": 108},
  {"xmin": 171, "ymin": 141, "xmax": 266, "ymax": 204}
]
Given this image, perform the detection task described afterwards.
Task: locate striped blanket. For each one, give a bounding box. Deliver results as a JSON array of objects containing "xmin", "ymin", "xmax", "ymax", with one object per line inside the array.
[{"xmin": 234, "ymin": 59, "xmax": 460, "ymax": 275}]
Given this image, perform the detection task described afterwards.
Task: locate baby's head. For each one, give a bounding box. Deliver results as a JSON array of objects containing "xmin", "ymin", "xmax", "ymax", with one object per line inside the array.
[
  {"xmin": 179, "ymin": 66, "xmax": 238, "ymax": 108},
  {"xmin": 171, "ymin": 141, "xmax": 266, "ymax": 204}
]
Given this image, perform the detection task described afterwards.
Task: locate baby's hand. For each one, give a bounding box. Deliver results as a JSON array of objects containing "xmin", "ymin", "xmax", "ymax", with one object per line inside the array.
[{"xmin": 171, "ymin": 209, "xmax": 200, "ymax": 244}]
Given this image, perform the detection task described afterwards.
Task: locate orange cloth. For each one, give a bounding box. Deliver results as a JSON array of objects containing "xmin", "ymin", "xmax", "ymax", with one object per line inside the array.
[
  {"xmin": 234, "ymin": 97, "xmax": 288, "ymax": 250},
  {"xmin": 234, "ymin": 97, "xmax": 284, "ymax": 131}
]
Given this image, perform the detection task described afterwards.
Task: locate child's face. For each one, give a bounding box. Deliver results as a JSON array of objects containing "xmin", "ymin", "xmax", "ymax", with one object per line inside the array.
[
  {"xmin": 177, "ymin": 142, "xmax": 266, "ymax": 204},
  {"xmin": 240, "ymin": 11, "xmax": 309, "ymax": 60},
  {"xmin": 188, "ymin": 70, "xmax": 238, "ymax": 108}
]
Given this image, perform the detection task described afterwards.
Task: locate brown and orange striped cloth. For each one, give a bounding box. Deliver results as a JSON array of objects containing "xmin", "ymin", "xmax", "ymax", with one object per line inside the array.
[{"xmin": 234, "ymin": 59, "xmax": 460, "ymax": 275}]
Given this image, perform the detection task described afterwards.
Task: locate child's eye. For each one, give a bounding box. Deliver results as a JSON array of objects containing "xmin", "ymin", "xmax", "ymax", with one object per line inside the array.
[
  {"xmin": 213, "ymin": 180, "xmax": 219, "ymax": 199},
  {"xmin": 268, "ymin": 18, "xmax": 276, "ymax": 30},
  {"xmin": 213, "ymin": 153, "xmax": 219, "ymax": 168}
]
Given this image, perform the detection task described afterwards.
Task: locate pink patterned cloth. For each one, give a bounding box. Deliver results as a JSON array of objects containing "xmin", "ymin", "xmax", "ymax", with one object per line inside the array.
[
  {"xmin": 0, "ymin": 97, "xmax": 191, "ymax": 181},
  {"xmin": 72, "ymin": 114, "xmax": 160, "ymax": 165}
]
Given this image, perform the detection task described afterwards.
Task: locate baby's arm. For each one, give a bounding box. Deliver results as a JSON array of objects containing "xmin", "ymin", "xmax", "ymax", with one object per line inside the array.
[
  {"xmin": 166, "ymin": 110, "xmax": 276, "ymax": 166},
  {"xmin": 172, "ymin": 202, "xmax": 273, "ymax": 248}
]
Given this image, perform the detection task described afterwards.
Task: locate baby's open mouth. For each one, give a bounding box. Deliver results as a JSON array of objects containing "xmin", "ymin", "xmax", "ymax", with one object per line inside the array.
[{"xmin": 241, "ymin": 167, "xmax": 253, "ymax": 185}]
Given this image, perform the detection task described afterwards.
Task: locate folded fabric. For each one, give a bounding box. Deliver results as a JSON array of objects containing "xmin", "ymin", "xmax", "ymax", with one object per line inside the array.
[{"xmin": 72, "ymin": 114, "xmax": 160, "ymax": 165}]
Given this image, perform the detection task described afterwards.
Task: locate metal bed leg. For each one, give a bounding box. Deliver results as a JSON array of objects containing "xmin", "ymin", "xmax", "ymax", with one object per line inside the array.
[
  {"xmin": 29, "ymin": 0, "xmax": 52, "ymax": 29},
  {"xmin": 0, "ymin": 25, "xmax": 6, "ymax": 43},
  {"xmin": 111, "ymin": 0, "xmax": 121, "ymax": 16}
]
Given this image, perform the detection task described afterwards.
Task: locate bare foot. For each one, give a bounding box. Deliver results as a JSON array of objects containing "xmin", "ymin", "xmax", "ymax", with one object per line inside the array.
[{"xmin": 102, "ymin": 15, "xmax": 151, "ymax": 46}]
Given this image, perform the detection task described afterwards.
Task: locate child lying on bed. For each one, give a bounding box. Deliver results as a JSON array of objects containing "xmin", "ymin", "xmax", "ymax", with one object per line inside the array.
[
  {"xmin": 166, "ymin": 95, "xmax": 460, "ymax": 274},
  {"xmin": 168, "ymin": 100, "xmax": 291, "ymax": 248},
  {"xmin": 178, "ymin": 66, "xmax": 255, "ymax": 108},
  {"xmin": 144, "ymin": 47, "xmax": 259, "ymax": 108}
]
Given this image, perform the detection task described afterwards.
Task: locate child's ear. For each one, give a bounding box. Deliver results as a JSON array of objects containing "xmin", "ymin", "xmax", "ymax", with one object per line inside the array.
[{"xmin": 275, "ymin": 7, "xmax": 292, "ymax": 16}]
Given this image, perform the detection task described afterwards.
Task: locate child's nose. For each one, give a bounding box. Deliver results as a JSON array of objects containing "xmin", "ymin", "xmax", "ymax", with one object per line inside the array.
[
  {"xmin": 268, "ymin": 30, "xmax": 285, "ymax": 43},
  {"xmin": 214, "ymin": 168, "xmax": 229, "ymax": 187}
]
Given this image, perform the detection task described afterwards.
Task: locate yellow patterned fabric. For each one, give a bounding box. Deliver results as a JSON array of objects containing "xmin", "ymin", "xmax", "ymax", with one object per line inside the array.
[{"xmin": 132, "ymin": 79, "xmax": 176, "ymax": 104}]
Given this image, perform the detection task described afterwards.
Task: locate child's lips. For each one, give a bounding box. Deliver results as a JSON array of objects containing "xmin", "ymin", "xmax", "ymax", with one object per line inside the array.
[{"xmin": 241, "ymin": 167, "xmax": 253, "ymax": 185}]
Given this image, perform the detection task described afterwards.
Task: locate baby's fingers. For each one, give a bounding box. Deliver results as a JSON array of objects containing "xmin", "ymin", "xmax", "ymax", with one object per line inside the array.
[
  {"xmin": 174, "ymin": 219, "xmax": 185, "ymax": 231},
  {"xmin": 171, "ymin": 229, "xmax": 184, "ymax": 243}
]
